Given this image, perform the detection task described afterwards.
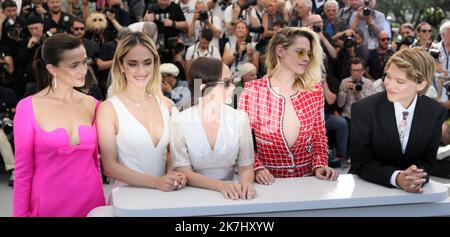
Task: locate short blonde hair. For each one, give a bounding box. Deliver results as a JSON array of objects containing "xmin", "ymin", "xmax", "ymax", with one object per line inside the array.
[
  {"xmin": 265, "ymin": 26, "xmax": 324, "ymax": 91},
  {"xmin": 385, "ymin": 47, "xmax": 435, "ymax": 95},
  {"xmin": 109, "ymin": 31, "xmax": 162, "ymax": 98}
]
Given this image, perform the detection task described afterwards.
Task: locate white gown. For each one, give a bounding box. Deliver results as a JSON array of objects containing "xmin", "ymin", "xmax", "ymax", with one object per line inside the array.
[
  {"xmin": 170, "ymin": 104, "xmax": 254, "ymax": 180},
  {"xmin": 109, "ymin": 95, "xmax": 170, "ymax": 186}
]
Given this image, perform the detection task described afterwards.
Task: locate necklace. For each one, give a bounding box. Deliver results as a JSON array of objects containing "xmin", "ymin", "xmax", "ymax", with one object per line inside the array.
[{"xmin": 125, "ymin": 93, "xmax": 151, "ymax": 107}]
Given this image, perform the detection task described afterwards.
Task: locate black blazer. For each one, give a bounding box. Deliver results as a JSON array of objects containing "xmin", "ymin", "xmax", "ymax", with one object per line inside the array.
[{"xmin": 349, "ymin": 91, "xmax": 447, "ymax": 187}]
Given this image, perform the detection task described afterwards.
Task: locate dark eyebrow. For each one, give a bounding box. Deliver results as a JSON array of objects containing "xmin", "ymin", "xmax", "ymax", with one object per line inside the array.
[{"xmin": 69, "ymin": 57, "xmax": 88, "ymax": 65}]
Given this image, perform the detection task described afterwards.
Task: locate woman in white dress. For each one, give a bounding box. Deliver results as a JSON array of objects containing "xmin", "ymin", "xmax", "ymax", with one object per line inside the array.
[
  {"xmin": 96, "ymin": 32, "xmax": 186, "ymax": 194},
  {"xmin": 171, "ymin": 57, "xmax": 256, "ymax": 200}
]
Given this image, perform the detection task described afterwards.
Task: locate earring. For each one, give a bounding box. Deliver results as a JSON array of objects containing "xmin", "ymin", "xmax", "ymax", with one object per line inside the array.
[{"xmin": 53, "ymin": 75, "xmax": 57, "ymax": 89}]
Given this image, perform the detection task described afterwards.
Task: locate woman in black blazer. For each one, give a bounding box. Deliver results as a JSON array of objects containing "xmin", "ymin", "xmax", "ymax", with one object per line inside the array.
[{"xmin": 349, "ymin": 47, "xmax": 447, "ymax": 193}]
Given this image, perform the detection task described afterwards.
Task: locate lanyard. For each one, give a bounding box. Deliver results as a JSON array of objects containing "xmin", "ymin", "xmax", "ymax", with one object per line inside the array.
[{"xmin": 443, "ymin": 43, "xmax": 449, "ymax": 71}]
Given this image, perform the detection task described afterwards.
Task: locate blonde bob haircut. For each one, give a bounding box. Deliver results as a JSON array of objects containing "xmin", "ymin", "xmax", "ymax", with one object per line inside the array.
[
  {"xmin": 385, "ymin": 47, "xmax": 435, "ymax": 95},
  {"xmin": 265, "ymin": 27, "xmax": 324, "ymax": 91},
  {"xmin": 109, "ymin": 31, "xmax": 162, "ymax": 98}
]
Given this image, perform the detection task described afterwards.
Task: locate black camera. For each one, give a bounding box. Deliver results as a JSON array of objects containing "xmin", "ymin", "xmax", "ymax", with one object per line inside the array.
[
  {"xmin": 107, "ymin": 4, "xmax": 121, "ymax": 15},
  {"xmin": 397, "ymin": 35, "xmax": 415, "ymax": 48},
  {"xmin": 429, "ymin": 48, "xmax": 441, "ymax": 59},
  {"xmin": 249, "ymin": 26, "xmax": 264, "ymax": 34},
  {"xmin": 343, "ymin": 35, "xmax": 356, "ymax": 48},
  {"xmin": 353, "ymin": 79, "xmax": 364, "ymax": 91},
  {"xmin": 198, "ymin": 10, "xmax": 208, "ymax": 21},
  {"xmin": 22, "ymin": 3, "xmax": 36, "ymax": 14},
  {"xmin": 240, "ymin": 0, "xmax": 257, "ymax": 11},
  {"xmin": 313, "ymin": 25, "xmax": 321, "ymax": 33},
  {"xmin": 363, "ymin": 0, "xmax": 371, "ymax": 16},
  {"xmin": 5, "ymin": 18, "xmax": 22, "ymax": 38}
]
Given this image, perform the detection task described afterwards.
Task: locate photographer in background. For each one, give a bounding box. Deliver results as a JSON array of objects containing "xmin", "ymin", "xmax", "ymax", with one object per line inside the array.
[
  {"xmin": 0, "ymin": 86, "xmax": 16, "ymax": 187},
  {"xmin": 187, "ymin": 0, "xmax": 221, "ymax": 50},
  {"xmin": 337, "ymin": 57, "xmax": 376, "ymax": 125},
  {"xmin": 261, "ymin": 0, "xmax": 288, "ymax": 39},
  {"xmin": 436, "ymin": 21, "xmax": 450, "ymax": 108},
  {"xmin": 334, "ymin": 28, "xmax": 369, "ymax": 82},
  {"xmin": 392, "ymin": 23, "xmax": 415, "ymax": 51},
  {"xmin": 365, "ymin": 31, "xmax": 394, "ymax": 80},
  {"xmin": 43, "ymin": 0, "xmax": 73, "ymax": 33},
  {"xmin": 349, "ymin": 0, "xmax": 390, "ymax": 50},
  {"xmin": 143, "ymin": 0, "xmax": 187, "ymax": 63},
  {"xmin": 20, "ymin": 0, "xmax": 49, "ymax": 18},
  {"xmin": 15, "ymin": 15, "xmax": 47, "ymax": 98},
  {"xmin": 185, "ymin": 28, "xmax": 221, "ymax": 66},
  {"xmin": 224, "ymin": 0, "xmax": 259, "ymax": 37},
  {"xmin": 222, "ymin": 20, "xmax": 256, "ymax": 79},
  {"xmin": 1, "ymin": 1, "xmax": 27, "ymax": 53},
  {"xmin": 307, "ymin": 14, "xmax": 337, "ymax": 60}
]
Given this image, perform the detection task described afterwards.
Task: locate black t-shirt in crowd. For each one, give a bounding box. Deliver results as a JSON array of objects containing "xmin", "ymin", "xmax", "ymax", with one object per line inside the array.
[
  {"xmin": 0, "ymin": 86, "xmax": 17, "ymax": 109},
  {"xmin": 152, "ymin": 2, "xmax": 186, "ymax": 40},
  {"xmin": 324, "ymin": 74, "xmax": 340, "ymax": 117},
  {"xmin": 43, "ymin": 11, "xmax": 73, "ymax": 33}
]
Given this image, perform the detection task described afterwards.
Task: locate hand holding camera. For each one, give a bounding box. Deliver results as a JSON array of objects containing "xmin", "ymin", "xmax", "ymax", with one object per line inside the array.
[{"xmin": 198, "ymin": 10, "xmax": 209, "ymax": 22}]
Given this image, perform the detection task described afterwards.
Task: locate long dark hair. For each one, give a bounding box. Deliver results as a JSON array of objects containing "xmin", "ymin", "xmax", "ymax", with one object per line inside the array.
[
  {"xmin": 188, "ymin": 57, "xmax": 223, "ymax": 107},
  {"xmin": 33, "ymin": 33, "xmax": 83, "ymax": 92}
]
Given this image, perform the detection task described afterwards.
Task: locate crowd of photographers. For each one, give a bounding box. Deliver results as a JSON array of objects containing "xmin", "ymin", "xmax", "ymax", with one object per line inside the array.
[{"xmin": 2, "ymin": 0, "xmax": 450, "ymax": 184}]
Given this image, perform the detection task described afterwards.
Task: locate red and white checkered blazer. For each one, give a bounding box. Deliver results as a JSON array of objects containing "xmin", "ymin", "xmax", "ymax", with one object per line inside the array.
[{"xmin": 238, "ymin": 77, "xmax": 328, "ymax": 178}]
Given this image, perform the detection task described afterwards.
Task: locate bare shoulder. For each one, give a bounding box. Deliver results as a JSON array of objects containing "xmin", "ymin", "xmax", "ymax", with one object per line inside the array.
[
  {"xmin": 160, "ymin": 96, "xmax": 174, "ymax": 112},
  {"xmin": 78, "ymin": 91, "xmax": 98, "ymax": 108},
  {"xmin": 97, "ymin": 99, "xmax": 115, "ymax": 116}
]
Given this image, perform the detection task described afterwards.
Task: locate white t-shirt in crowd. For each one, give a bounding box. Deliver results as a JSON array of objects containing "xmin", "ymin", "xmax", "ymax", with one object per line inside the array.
[
  {"xmin": 192, "ymin": 15, "xmax": 222, "ymax": 50},
  {"xmin": 185, "ymin": 42, "xmax": 221, "ymax": 61}
]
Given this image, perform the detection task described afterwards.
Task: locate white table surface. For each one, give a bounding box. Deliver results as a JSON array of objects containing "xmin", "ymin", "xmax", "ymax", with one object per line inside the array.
[{"xmin": 108, "ymin": 174, "xmax": 449, "ymax": 217}]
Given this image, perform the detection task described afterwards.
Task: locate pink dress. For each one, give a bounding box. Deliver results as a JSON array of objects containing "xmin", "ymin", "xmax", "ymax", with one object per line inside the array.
[{"xmin": 13, "ymin": 96, "xmax": 106, "ymax": 217}]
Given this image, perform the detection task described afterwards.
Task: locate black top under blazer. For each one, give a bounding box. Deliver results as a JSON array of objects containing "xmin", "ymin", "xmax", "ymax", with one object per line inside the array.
[{"xmin": 349, "ymin": 91, "xmax": 447, "ymax": 187}]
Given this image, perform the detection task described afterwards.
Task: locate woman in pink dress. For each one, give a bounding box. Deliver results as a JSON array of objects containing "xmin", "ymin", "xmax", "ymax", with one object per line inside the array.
[{"xmin": 13, "ymin": 33, "xmax": 106, "ymax": 217}]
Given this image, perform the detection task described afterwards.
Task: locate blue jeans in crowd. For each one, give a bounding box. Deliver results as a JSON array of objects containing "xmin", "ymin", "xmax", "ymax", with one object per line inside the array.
[{"xmin": 325, "ymin": 114, "xmax": 349, "ymax": 159}]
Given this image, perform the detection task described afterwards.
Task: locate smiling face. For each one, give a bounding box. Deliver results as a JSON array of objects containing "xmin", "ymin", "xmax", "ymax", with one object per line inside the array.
[
  {"xmin": 46, "ymin": 45, "xmax": 88, "ymax": 88},
  {"xmin": 278, "ymin": 35, "xmax": 312, "ymax": 75},
  {"xmin": 384, "ymin": 63, "xmax": 426, "ymax": 108},
  {"xmin": 121, "ymin": 44, "xmax": 155, "ymax": 88}
]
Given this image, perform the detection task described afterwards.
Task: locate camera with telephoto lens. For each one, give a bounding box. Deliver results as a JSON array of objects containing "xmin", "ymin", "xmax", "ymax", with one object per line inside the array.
[
  {"xmin": 343, "ymin": 35, "xmax": 356, "ymax": 48},
  {"xmin": 429, "ymin": 48, "xmax": 441, "ymax": 59},
  {"xmin": 240, "ymin": 0, "xmax": 257, "ymax": 11},
  {"xmin": 352, "ymin": 79, "xmax": 364, "ymax": 91},
  {"xmin": 313, "ymin": 25, "xmax": 321, "ymax": 33},
  {"xmin": 363, "ymin": 0, "xmax": 371, "ymax": 16},
  {"xmin": 198, "ymin": 10, "xmax": 208, "ymax": 21},
  {"xmin": 5, "ymin": 18, "xmax": 22, "ymax": 38}
]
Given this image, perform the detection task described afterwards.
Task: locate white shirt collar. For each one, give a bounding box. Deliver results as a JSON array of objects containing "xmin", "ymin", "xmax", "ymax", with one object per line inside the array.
[{"xmin": 393, "ymin": 94, "xmax": 417, "ymax": 119}]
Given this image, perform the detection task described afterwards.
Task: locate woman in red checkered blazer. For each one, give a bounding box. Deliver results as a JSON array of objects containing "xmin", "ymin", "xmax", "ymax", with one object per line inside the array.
[{"xmin": 238, "ymin": 27, "xmax": 339, "ymax": 184}]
